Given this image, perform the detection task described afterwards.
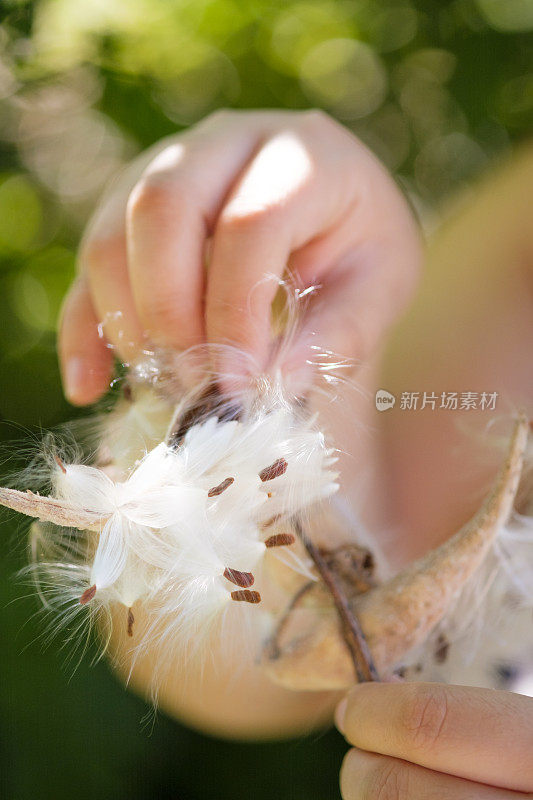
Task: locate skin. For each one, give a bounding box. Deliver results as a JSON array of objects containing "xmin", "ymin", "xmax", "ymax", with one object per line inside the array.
[
  {"xmin": 58, "ymin": 109, "xmax": 420, "ymax": 403},
  {"xmin": 337, "ymin": 682, "xmax": 533, "ymax": 799},
  {"xmin": 57, "ymin": 111, "xmax": 533, "ymax": 789},
  {"xmin": 332, "ymin": 145, "xmax": 533, "ymax": 799}
]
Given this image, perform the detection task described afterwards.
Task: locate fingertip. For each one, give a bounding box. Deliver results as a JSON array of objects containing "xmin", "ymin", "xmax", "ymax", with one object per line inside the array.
[
  {"xmin": 61, "ymin": 354, "xmax": 112, "ymax": 406},
  {"xmin": 335, "ymin": 696, "xmax": 348, "ymax": 733},
  {"xmin": 338, "ymin": 682, "xmax": 382, "ymax": 742},
  {"xmin": 59, "ymin": 280, "xmax": 114, "ymax": 406},
  {"xmin": 340, "ymin": 748, "xmax": 382, "ymax": 800}
]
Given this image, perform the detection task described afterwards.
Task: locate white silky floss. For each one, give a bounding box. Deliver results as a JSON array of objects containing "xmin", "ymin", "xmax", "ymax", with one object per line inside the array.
[{"xmin": 39, "ymin": 374, "xmax": 339, "ymax": 671}]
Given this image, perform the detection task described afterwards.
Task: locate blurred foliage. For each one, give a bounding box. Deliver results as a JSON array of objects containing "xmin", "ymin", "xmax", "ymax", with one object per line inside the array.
[{"xmin": 0, "ymin": 0, "xmax": 531, "ymax": 797}]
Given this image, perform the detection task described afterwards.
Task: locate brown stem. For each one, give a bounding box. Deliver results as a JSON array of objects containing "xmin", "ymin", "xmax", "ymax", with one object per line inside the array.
[{"xmin": 293, "ymin": 518, "xmax": 379, "ymax": 683}]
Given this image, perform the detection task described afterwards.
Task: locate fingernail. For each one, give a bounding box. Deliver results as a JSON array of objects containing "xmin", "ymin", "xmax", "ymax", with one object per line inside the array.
[
  {"xmin": 335, "ymin": 697, "xmax": 348, "ymax": 733},
  {"xmin": 63, "ymin": 357, "xmax": 86, "ymax": 404}
]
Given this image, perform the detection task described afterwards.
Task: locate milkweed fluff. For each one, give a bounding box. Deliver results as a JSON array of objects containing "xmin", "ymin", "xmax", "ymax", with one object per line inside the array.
[
  {"xmin": 10, "ymin": 305, "xmax": 344, "ymax": 698},
  {"xmin": 393, "ymin": 431, "xmax": 533, "ymax": 694}
]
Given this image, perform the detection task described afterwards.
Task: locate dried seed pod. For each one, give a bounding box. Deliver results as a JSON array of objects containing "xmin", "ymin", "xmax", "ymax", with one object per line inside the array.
[{"xmin": 264, "ymin": 414, "xmax": 529, "ymax": 691}]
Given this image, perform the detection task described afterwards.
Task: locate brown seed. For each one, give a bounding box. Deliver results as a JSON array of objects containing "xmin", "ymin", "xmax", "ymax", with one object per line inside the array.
[
  {"xmin": 127, "ymin": 608, "xmax": 135, "ymax": 637},
  {"xmin": 54, "ymin": 455, "xmax": 67, "ymax": 475},
  {"xmin": 208, "ymin": 477, "xmax": 234, "ymax": 497},
  {"xmin": 223, "ymin": 567, "xmax": 255, "ymax": 588},
  {"xmin": 259, "ymin": 458, "xmax": 288, "ymax": 482},
  {"xmin": 434, "ymin": 634, "xmax": 449, "ymax": 664},
  {"xmin": 394, "ymin": 666, "xmax": 407, "ymax": 679},
  {"xmin": 79, "ymin": 584, "xmax": 97, "ymax": 605},
  {"xmin": 362, "ymin": 552, "xmax": 374, "ymax": 572},
  {"xmin": 265, "ymin": 533, "xmax": 296, "ymax": 548},
  {"xmin": 231, "ymin": 589, "xmax": 261, "ymax": 604}
]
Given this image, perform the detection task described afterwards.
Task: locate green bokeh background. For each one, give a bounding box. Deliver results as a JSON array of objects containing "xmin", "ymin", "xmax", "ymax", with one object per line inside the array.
[{"xmin": 0, "ymin": 1, "xmax": 531, "ymax": 797}]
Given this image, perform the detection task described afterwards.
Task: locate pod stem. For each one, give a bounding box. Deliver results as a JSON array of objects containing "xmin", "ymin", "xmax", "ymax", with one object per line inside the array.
[{"xmin": 293, "ymin": 518, "xmax": 379, "ymax": 683}]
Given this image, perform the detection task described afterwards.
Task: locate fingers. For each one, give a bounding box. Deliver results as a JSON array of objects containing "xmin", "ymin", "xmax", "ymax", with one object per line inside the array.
[
  {"xmin": 58, "ymin": 277, "xmax": 114, "ymax": 405},
  {"xmin": 71, "ymin": 109, "xmax": 422, "ymax": 404},
  {"xmin": 81, "ymin": 232, "xmax": 146, "ymax": 359},
  {"xmin": 206, "ymin": 115, "xmax": 361, "ymax": 375},
  {"xmin": 125, "ymin": 115, "xmax": 268, "ymax": 353},
  {"xmin": 206, "ymin": 133, "xmax": 310, "ymax": 372},
  {"xmin": 294, "ymin": 151, "xmax": 421, "ymax": 368},
  {"xmin": 298, "ymin": 211, "xmax": 420, "ymax": 367},
  {"xmin": 337, "ymin": 682, "xmax": 533, "ymax": 793},
  {"xmin": 126, "ymin": 172, "xmax": 207, "ymax": 351},
  {"xmin": 78, "ymin": 112, "xmax": 266, "ymax": 378},
  {"xmin": 340, "ymin": 748, "xmax": 530, "ymax": 800},
  {"xmin": 208, "ymin": 113, "xmax": 421, "ymax": 383}
]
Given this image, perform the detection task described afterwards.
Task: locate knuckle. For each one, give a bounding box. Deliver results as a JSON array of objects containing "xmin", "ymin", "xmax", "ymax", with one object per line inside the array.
[
  {"xmin": 127, "ymin": 176, "xmax": 192, "ymax": 234},
  {"xmin": 127, "ymin": 178, "xmax": 174, "ymax": 219},
  {"xmin": 202, "ymin": 107, "xmax": 234, "ymax": 127},
  {"xmin": 301, "ymin": 107, "xmax": 330, "ymax": 126},
  {"xmin": 400, "ymin": 686, "xmax": 449, "ymax": 752},
  {"xmin": 300, "ymin": 107, "xmax": 338, "ymax": 135},
  {"xmin": 217, "ymin": 203, "xmax": 278, "ymax": 237},
  {"xmin": 80, "ymin": 234, "xmax": 124, "ymax": 277}
]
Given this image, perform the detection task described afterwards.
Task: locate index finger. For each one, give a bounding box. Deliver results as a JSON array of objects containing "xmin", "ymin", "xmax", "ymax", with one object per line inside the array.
[{"xmin": 336, "ymin": 681, "xmax": 533, "ymax": 794}]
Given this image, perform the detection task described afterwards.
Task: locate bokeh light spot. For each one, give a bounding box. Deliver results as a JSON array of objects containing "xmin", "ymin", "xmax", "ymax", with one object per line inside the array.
[
  {"xmin": 0, "ymin": 174, "xmax": 42, "ymax": 253},
  {"xmin": 300, "ymin": 38, "xmax": 387, "ymax": 119},
  {"xmin": 476, "ymin": 0, "xmax": 533, "ymax": 31},
  {"xmin": 11, "ymin": 270, "xmax": 50, "ymax": 330}
]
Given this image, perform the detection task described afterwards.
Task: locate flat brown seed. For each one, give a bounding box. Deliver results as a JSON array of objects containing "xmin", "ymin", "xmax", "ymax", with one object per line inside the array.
[
  {"xmin": 208, "ymin": 477, "xmax": 234, "ymax": 497},
  {"xmin": 434, "ymin": 634, "xmax": 449, "ymax": 664},
  {"xmin": 265, "ymin": 533, "xmax": 296, "ymax": 548},
  {"xmin": 79, "ymin": 584, "xmax": 97, "ymax": 605},
  {"xmin": 223, "ymin": 567, "xmax": 255, "ymax": 588},
  {"xmin": 259, "ymin": 458, "xmax": 288, "ymax": 482},
  {"xmin": 127, "ymin": 608, "xmax": 135, "ymax": 637},
  {"xmin": 54, "ymin": 455, "xmax": 67, "ymax": 475},
  {"xmin": 231, "ymin": 589, "xmax": 261, "ymax": 604}
]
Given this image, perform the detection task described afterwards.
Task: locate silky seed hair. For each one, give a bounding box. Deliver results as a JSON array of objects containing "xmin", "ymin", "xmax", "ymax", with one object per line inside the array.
[
  {"xmin": 2, "ymin": 278, "xmax": 531, "ymax": 700},
  {"xmin": 6, "ymin": 284, "xmax": 344, "ymax": 694}
]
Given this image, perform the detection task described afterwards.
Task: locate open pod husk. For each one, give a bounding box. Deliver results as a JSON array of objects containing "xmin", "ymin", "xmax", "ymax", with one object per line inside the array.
[{"xmin": 264, "ymin": 413, "xmax": 529, "ymax": 691}]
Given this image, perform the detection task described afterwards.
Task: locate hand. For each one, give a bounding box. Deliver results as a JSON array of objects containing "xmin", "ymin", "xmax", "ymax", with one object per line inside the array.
[
  {"xmin": 336, "ymin": 681, "xmax": 533, "ymax": 798},
  {"xmin": 58, "ymin": 108, "xmax": 421, "ymax": 405},
  {"xmin": 56, "ymin": 108, "xmax": 422, "ymax": 737}
]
